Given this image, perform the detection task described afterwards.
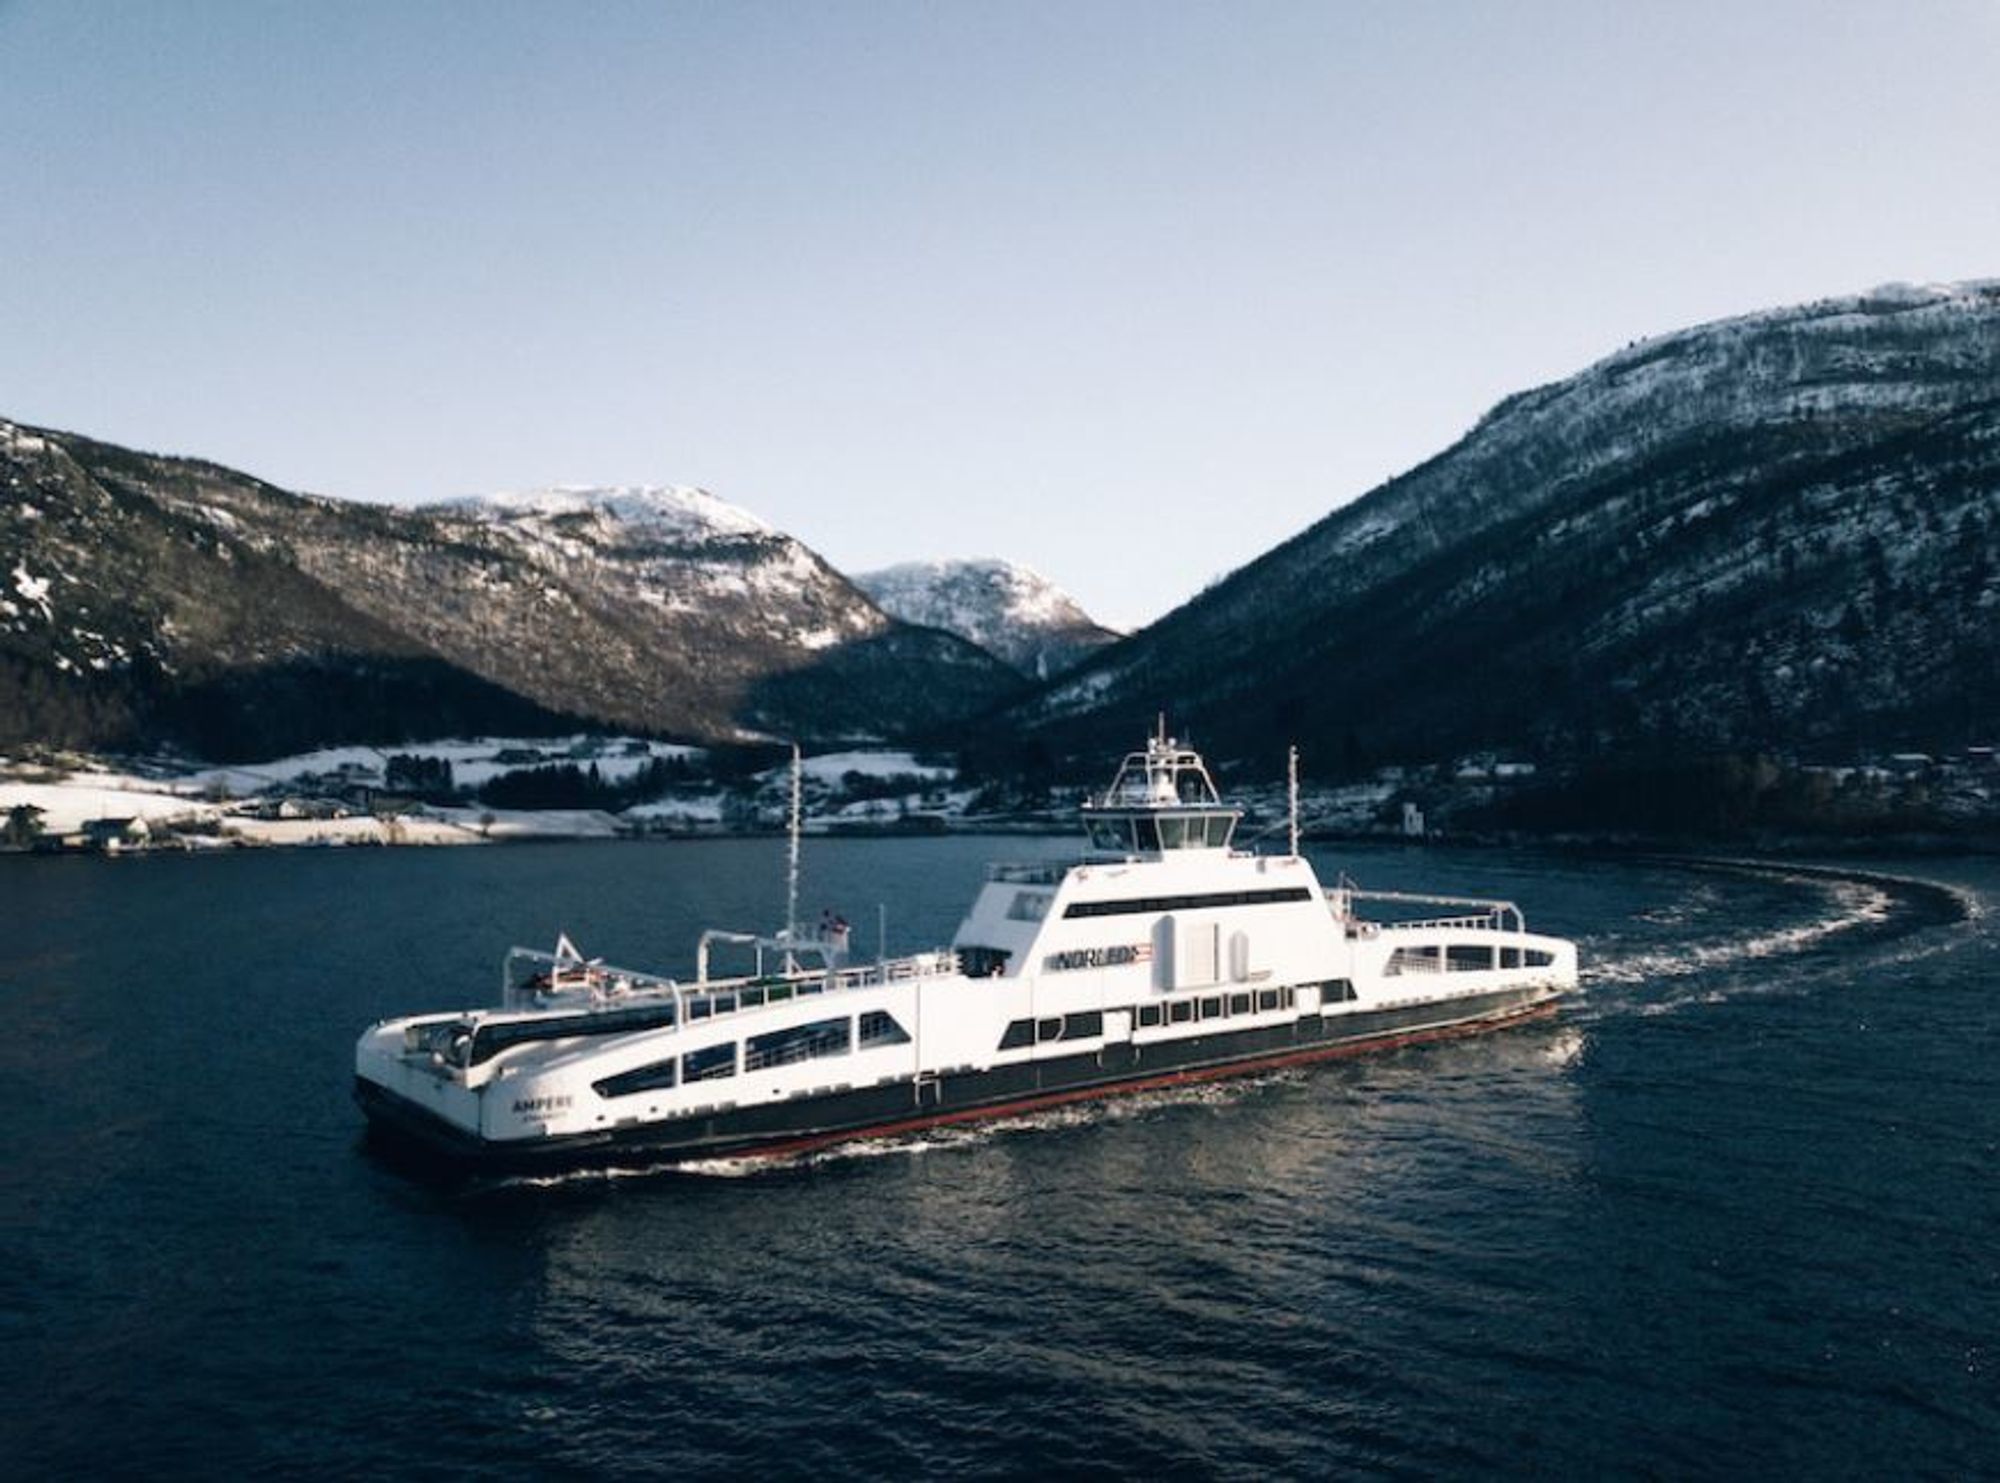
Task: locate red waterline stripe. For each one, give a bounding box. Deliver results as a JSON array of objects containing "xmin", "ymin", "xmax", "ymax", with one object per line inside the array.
[{"xmin": 738, "ymin": 999, "xmax": 1560, "ymax": 1164}]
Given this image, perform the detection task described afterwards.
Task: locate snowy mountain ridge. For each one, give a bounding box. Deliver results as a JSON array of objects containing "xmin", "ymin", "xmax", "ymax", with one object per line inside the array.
[
  {"xmin": 855, "ymin": 558, "xmax": 1119, "ymax": 679},
  {"xmin": 0, "ymin": 426, "xmax": 1022, "ymax": 759},
  {"xmin": 433, "ymin": 484, "xmax": 776, "ymax": 542},
  {"xmin": 1024, "ymin": 277, "xmax": 2000, "ymax": 769}
]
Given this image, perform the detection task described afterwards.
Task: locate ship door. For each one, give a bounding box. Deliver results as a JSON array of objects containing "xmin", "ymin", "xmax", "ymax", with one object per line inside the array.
[{"xmin": 1099, "ymin": 1009, "xmax": 1137, "ymax": 1071}]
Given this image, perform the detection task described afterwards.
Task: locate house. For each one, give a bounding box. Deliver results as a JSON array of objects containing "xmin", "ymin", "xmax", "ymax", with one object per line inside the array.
[{"xmin": 81, "ymin": 817, "xmax": 145, "ymax": 853}]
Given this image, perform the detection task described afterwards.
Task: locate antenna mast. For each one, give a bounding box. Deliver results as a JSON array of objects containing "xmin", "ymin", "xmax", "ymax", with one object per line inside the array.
[
  {"xmin": 1288, "ymin": 744, "xmax": 1300, "ymax": 858},
  {"xmin": 785, "ymin": 742, "xmax": 802, "ymax": 970}
]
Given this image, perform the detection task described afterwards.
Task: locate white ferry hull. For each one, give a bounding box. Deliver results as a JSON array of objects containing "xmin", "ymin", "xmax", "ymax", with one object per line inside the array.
[{"xmin": 355, "ymin": 977, "xmax": 1564, "ymax": 1175}]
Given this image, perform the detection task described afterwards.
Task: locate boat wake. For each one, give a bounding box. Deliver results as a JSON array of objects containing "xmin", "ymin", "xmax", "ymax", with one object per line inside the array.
[{"xmin": 1576, "ymin": 858, "xmax": 1975, "ymax": 1021}]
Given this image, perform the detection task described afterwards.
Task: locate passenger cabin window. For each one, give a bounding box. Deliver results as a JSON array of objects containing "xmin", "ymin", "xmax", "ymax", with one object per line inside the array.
[
  {"xmin": 1447, "ymin": 945, "xmax": 1494, "ymax": 972},
  {"xmin": 998, "ymin": 1019, "xmax": 1034, "ymax": 1051},
  {"xmin": 1036, "ymin": 1017, "xmax": 1063, "ymax": 1043},
  {"xmin": 744, "ymin": 1016, "xmax": 851, "ymax": 1072},
  {"xmin": 1063, "ymin": 1010, "xmax": 1103, "ymax": 1040},
  {"xmin": 682, "ymin": 1042, "xmax": 738, "ymax": 1083},
  {"xmin": 1138, "ymin": 1005, "xmax": 1163, "ymax": 1028},
  {"xmin": 1385, "ymin": 946, "xmax": 1442, "ymax": 976},
  {"xmin": 858, "ymin": 1010, "xmax": 912, "ymax": 1048},
  {"xmin": 593, "ymin": 1058, "xmax": 678, "ymax": 1098}
]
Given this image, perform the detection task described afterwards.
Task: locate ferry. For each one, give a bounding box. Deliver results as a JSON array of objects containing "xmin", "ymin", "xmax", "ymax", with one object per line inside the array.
[{"xmin": 354, "ymin": 735, "xmax": 1579, "ymax": 1172}]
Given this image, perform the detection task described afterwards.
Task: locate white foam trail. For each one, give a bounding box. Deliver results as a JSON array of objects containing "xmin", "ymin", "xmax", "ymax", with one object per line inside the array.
[
  {"xmin": 1584, "ymin": 874, "xmax": 1891, "ymax": 989},
  {"xmin": 1540, "ymin": 1027, "xmax": 1586, "ymax": 1066}
]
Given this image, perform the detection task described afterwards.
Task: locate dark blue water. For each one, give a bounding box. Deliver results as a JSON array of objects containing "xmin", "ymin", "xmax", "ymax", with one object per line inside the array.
[{"xmin": 3, "ymin": 840, "xmax": 1996, "ymax": 1477}]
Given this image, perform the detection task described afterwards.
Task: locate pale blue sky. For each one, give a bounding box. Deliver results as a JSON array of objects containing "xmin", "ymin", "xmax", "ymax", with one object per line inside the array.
[{"xmin": 5, "ymin": 2, "xmax": 1998, "ymax": 627}]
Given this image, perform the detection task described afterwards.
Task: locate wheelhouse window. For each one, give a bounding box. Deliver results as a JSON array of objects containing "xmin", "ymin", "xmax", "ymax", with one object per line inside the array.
[
  {"xmin": 1086, "ymin": 819, "xmax": 1127, "ymax": 852},
  {"xmin": 682, "ymin": 1042, "xmax": 738, "ymax": 1083}
]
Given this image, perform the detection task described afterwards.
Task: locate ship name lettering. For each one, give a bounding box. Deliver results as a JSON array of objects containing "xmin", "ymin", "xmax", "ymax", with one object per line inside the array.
[{"xmin": 1043, "ymin": 944, "xmax": 1150, "ymax": 972}]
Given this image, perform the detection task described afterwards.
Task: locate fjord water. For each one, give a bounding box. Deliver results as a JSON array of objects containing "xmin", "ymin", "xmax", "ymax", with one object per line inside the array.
[{"xmin": 3, "ymin": 839, "xmax": 1995, "ymax": 1478}]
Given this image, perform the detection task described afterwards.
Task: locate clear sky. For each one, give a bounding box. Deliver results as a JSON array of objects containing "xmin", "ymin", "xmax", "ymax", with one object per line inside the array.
[{"xmin": 5, "ymin": 2, "xmax": 1998, "ymax": 628}]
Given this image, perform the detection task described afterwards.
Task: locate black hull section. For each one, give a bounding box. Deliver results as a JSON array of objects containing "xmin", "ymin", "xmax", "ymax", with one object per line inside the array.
[{"xmin": 357, "ymin": 984, "xmax": 1561, "ymax": 1177}]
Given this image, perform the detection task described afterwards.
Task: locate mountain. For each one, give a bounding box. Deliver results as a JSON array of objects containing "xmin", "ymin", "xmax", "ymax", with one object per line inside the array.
[
  {"xmin": 854, "ymin": 559, "xmax": 1119, "ymax": 678},
  {"xmin": 1015, "ymin": 280, "xmax": 2000, "ymax": 774},
  {"xmin": 0, "ymin": 431, "xmax": 1020, "ymax": 760}
]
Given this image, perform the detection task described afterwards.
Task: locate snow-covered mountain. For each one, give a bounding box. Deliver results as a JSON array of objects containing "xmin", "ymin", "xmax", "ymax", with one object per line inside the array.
[
  {"xmin": 854, "ymin": 558, "xmax": 1119, "ymax": 678},
  {"xmin": 428, "ymin": 485, "xmax": 882, "ymax": 657},
  {"xmin": 1020, "ymin": 279, "xmax": 2000, "ymax": 770},
  {"xmin": 0, "ymin": 435, "xmax": 1020, "ymax": 759}
]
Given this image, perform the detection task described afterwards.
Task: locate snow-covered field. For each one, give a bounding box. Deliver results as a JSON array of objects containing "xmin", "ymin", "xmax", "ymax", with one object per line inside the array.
[
  {"xmin": 788, "ymin": 750, "xmax": 952, "ymax": 785},
  {"xmin": 1, "ymin": 739, "xmax": 967, "ymax": 851},
  {"xmin": 429, "ymin": 807, "xmax": 623, "ymax": 841},
  {"xmin": 187, "ymin": 736, "xmax": 698, "ymax": 793},
  {"xmin": 0, "ymin": 778, "xmax": 219, "ymax": 835}
]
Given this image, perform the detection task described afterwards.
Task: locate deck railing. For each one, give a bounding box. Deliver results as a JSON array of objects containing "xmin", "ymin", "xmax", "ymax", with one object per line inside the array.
[
  {"xmin": 1332, "ymin": 888, "xmax": 1522, "ymax": 935},
  {"xmin": 498, "ymin": 944, "xmax": 959, "ymax": 1028},
  {"xmin": 987, "ymin": 860, "xmax": 1081, "ymax": 885}
]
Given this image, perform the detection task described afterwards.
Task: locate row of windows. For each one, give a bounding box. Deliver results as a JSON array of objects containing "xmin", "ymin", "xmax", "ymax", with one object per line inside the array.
[
  {"xmin": 591, "ymin": 1009, "xmax": 913, "ymax": 1099},
  {"xmin": 996, "ymin": 980, "xmax": 1356, "ymax": 1050},
  {"xmin": 1384, "ymin": 943, "xmax": 1557, "ymax": 977},
  {"xmin": 997, "ymin": 1010, "xmax": 1104, "ymax": 1050},
  {"xmin": 1137, "ymin": 985, "xmax": 1299, "ymax": 1028},
  {"xmin": 1064, "ymin": 886, "xmax": 1313, "ymax": 920},
  {"xmin": 1084, "ymin": 813, "xmax": 1237, "ymax": 853}
]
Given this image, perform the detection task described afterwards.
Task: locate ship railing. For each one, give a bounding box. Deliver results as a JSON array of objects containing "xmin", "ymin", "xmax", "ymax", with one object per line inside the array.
[
  {"xmin": 987, "ymin": 860, "xmax": 1081, "ymax": 885},
  {"xmin": 498, "ymin": 943, "xmax": 960, "ymax": 1026},
  {"xmin": 501, "ymin": 946, "xmax": 682, "ymax": 1009},
  {"xmin": 1332, "ymin": 888, "xmax": 1523, "ymax": 935},
  {"xmin": 1377, "ymin": 913, "xmax": 1508, "ymax": 933}
]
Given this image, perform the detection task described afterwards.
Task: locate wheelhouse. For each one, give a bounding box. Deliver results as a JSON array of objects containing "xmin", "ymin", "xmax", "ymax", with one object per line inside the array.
[{"xmin": 1080, "ymin": 732, "xmax": 1241, "ymax": 854}]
